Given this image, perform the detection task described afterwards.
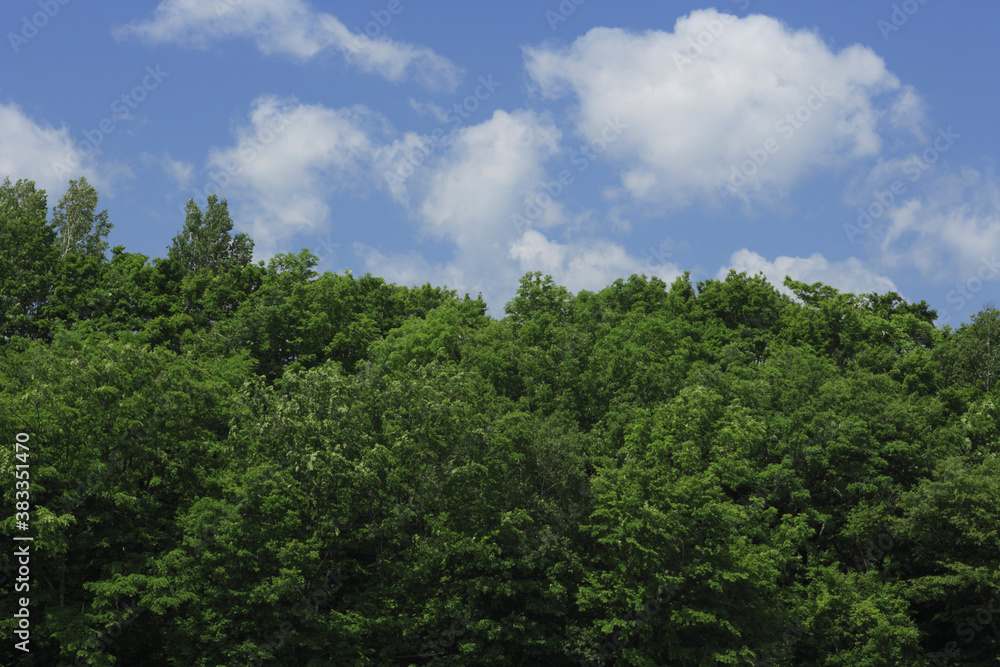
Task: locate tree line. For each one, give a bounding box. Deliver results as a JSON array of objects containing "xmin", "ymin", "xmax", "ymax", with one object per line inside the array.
[{"xmin": 1, "ymin": 177, "xmax": 998, "ymax": 665}]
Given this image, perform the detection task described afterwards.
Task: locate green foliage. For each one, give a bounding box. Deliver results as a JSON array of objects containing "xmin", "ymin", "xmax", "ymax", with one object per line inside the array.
[
  {"xmin": 1, "ymin": 177, "xmax": 998, "ymax": 665},
  {"xmin": 0, "ymin": 178, "xmax": 58, "ymax": 340},
  {"xmin": 951, "ymin": 306, "xmax": 1000, "ymax": 394},
  {"xmin": 51, "ymin": 177, "xmax": 113, "ymax": 261},
  {"xmin": 168, "ymin": 196, "xmax": 253, "ymax": 275}
]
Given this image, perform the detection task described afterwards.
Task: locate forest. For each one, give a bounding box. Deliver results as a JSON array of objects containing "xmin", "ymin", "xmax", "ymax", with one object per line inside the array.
[{"xmin": 1, "ymin": 176, "xmax": 999, "ymax": 666}]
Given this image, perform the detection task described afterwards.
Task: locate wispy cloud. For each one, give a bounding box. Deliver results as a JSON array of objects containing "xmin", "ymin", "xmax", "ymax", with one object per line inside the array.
[
  {"xmin": 878, "ymin": 166, "xmax": 1000, "ymax": 281},
  {"xmin": 151, "ymin": 152, "xmax": 194, "ymax": 188},
  {"xmin": 113, "ymin": 0, "xmax": 463, "ymax": 91}
]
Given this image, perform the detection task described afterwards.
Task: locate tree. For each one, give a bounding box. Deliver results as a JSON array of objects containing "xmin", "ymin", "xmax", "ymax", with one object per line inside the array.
[
  {"xmin": 0, "ymin": 178, "xmax": 57, "ymax": 340},
  {"xmin": 50, "ymin": 177, "xmax": 113, "ymax": 260},
  {"xmin": 781, "ymin": 277, "xmax": 870, "ymax": 367},
  {"xmin": 577, "ymin": 386, "xmax": 811, "ymax": 665},
  {"xmin": 168, "ymin": 196, "xmax": 253, "ymax": 275},
  {"xmin": 859, "ymin": 290, "xmax": 938, "ymax": 325},
  {"xmin": 504, "ymin": 272, "xmax": 571, "ymax": 335},
  {"xmin": 695, "ymin": 270, "xmax": 791, "ymax": 364},
  {"xmin": 0, "ymin": 326, "xmax": 252, "ymax": 665},
  {"xmin": 5, "ymin": 210, "xmax": 1000, "ymax": 665},
  {"xmin": 895, "ymin": 455, "xmax": 1000, "ymax": 664},
  {"xmin": 956, "ymin": 305, "xmax": 1000, "ymax": 393}
]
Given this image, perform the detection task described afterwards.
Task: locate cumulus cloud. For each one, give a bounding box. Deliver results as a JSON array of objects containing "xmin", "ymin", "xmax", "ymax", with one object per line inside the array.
[
  {"xmin": 0, "ymin": 102, "xmax": 111, "ymax": 196},
  {"xmin": 718, "ymin": 248, "xmax": 899, "ymax": 297},
  {"xmin": 417, "ymin": 110, "xmax": 563, "ymax": 245},
  {"xmin": 360, "ymin": 109, "xmax": 675, "ymax": 312},
  {"xmin": 190, "ymin": 100, "xmax": 585, "ymax": 310},
  {"xmin": 524, "ymin": 9, "xmax": 923, "ymax": 205},
  {"xmin": 842, "ymin": 124, "xmax": 961, "ymax": 212},
  {"xmin": 202, "ymin": 95, "xmax": 383, "ymax": 255},
  {"xmin": 360, "ymin": 110, "xmax": 567, "ymax": 311},
  {"xmin": 114, "ymin": 0, "xmax": 463, "ymax": 91},
  {"xmin": 197, "ymin": 99, "xmax": 682, "ymax": 311}
]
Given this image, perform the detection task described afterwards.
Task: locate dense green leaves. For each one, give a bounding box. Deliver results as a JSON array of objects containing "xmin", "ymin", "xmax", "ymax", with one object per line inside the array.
[
  {"xmin": 0, "ymin": 178, "xmax": 58, "ymax": 340},
  {"xmin": 1, "ymin": 178, "xmax": 998, "ymax": 665},
  {"xmin": 168, "ymin": 196, "xmax": 253, "ymax": 275}
]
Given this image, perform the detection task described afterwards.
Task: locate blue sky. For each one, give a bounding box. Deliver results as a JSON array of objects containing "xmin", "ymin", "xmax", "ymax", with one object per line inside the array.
[{"xmin": 2, "ymin": 1, "xmax": 998, "ymax": 323}]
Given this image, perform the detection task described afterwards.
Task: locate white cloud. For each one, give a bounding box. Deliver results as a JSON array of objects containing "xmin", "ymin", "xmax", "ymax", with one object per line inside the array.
[
  {"xmin": 718, "ymin": 248, "xmax": 899, "ymax": 297},
  {"xmin": 0, "ymin": 101, "xmax": 111, "ymax": 196},
  {"xmin": 359, "ymin": 110, "xmax": 568, "ymax": 312},
  {"xmin": 416, "ymin": 110, "xmax": 563, "ymax": 245},
  {"xmin": 353, "ymin": 240, "xmax": 533, "ymax": 316},
  {"xmin": 195, "ymin": 101, "xmax": 582, "ymax": 311},
  {"xmin": 374, "ymin": 131, "xmax": 453, "ymax": 204},
  {"xmin": 355, "ymin": 228, "xmax": 678, "ymax": 315},
  {"xmin": 203, "ymin": 95, "xmax": 383, "ymax": 255},
  {"xmin": 878, "ymin": 166, "xmax": 1000, "ymax": 281},
  {"xmin": 510, "ymin": 229, "xmax": 680, "ymax": 295},
  {"xmin": 888, "ymin": 85, "xmax": 927, "ymax": 141},
  {"xmin": 360, "ymin": 109, "xmax": 680, "ymax": 312},
  {"xmin": 362, "ymin": 108, "xmax": 687, "ymax": 312},
  {"xmin": 114, "ymin": 0, "xmax": 463, "ymax": 91},
  {"xmin": 524, "ymin": 9, "xmax": 923, "ymax": 206},
  {"xmin": 353, "ymin": 243, "xmax": 483, "ymax": 300},
  {"xmin": 843, "ymin": 124, "xmax": 961, "ymax": 211}
]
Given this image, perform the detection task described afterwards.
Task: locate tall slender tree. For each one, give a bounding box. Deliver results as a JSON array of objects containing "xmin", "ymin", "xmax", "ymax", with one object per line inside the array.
[{"xmin": 50, "ymin": 177, "xmax": 113, "ymax": 260}]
